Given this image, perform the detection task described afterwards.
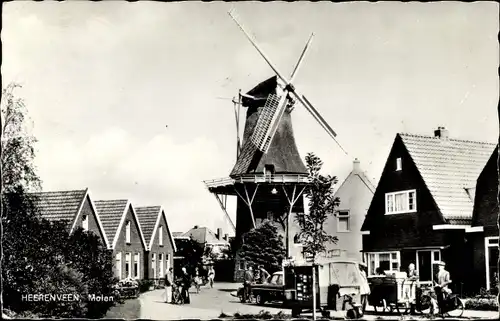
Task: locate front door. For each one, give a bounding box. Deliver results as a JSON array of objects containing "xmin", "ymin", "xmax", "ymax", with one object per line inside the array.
[{"xmin": 417, "ymin": 250, "xmax": 440, "ymax": 283}]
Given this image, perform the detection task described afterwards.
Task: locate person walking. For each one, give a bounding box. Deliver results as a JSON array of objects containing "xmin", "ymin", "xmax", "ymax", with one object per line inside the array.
[
  {"xmin": 165, "ymin": 267, "xmax": 174, "ymax": 303},
  {"xmin": 194, "ymin": 267, "xmax": 201, "ymax": 293},
  {"xmin": 208, "ymin": 266, "xmax": 216, "ymax": 288}
]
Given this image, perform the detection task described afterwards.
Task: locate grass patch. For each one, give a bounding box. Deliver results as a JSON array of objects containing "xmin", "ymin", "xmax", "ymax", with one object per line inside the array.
[{"xmin": 105, "ymin": 298, "xmax": 141, "ymax": 320}]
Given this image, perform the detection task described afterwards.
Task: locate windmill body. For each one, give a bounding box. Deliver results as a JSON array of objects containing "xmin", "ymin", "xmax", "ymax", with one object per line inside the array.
[{"xmin": 203, "ymin": 9, "xmax": 347, "ymax": 282}]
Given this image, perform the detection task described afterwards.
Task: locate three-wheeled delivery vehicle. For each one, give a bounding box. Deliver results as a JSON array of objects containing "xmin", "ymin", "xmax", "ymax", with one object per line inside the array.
[{"xmin": 282, "ymin": 258, "xmax": 369, "ymax": 318}]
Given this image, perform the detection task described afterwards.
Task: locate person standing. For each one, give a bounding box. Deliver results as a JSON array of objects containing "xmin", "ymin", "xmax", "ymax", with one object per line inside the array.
[
  {"xmin": 208, "ymin": 266, "xmax": 215, "ymax": 288},
  {"xmin": 358, "ymin": 263, "xmax": 370, "ymax": 313},
  {"xmin": 259, "ymin": 265, "xmax": 271, "ymax": 284},
  {"xmin": 181, "ymin": 267, "xmax": 191, "ymax": 304},
  {"xmin": 243, "ymin": 266, "xmax": 254, "ymax": 302},
  {"xmin": 165, "ymin": 267, "xmax": 173, "ymax": 303},
  {"xmin": 406, "ymin": 263, "xmax": 419, "ymax": 314},
  {"xmin": 431, "ymin": 261, "xmax": 452, "ymax": 314}
]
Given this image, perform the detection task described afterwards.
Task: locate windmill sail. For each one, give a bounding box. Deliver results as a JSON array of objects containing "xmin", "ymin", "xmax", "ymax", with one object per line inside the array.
[{"xmin": 250, "ymin": 93, "xmax": 286, "ymax": 152}]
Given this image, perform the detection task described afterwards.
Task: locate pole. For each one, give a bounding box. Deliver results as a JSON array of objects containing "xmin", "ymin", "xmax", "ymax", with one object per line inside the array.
[{"xmin": 312, "ymin": 263, "xmax": 317, "ymax": 320}]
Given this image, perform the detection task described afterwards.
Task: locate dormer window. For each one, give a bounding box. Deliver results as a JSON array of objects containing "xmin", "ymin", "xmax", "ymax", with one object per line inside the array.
[
  {"xmin": 82, "ymin": 215, "xmax": 88, "ymax": 231},
  {"xmin": 126, "ymin": 221, "xmax": 131, "ymax": 244},
  {"xmin": 396, "ymin": 158, "xmax": 402, "ymax": 171}
]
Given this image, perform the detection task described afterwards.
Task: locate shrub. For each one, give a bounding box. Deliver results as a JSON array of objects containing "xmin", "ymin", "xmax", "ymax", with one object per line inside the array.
[
  {"xmin": 465, "ymin": 297, "xmax": 498, "ymax": 311},
  {"xmin": 138, "ymin": 279, "xmax": 154, "ymax": 293}
]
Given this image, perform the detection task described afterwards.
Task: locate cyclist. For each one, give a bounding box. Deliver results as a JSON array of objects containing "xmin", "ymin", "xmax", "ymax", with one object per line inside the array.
[{"xmin": 431, "ymin": 261, "xmax": 452, "ymax": 313}]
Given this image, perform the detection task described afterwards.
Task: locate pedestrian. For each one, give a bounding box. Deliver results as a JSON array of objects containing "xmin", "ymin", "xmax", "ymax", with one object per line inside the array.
[
  {"xmin": 208, "ymin": 266, "xmax": 215, "ymax": 288},
  {"xmin": 165, "ymin": 267, "xmax": 173, "ymax": 303},
  {"xmin": 243, "ymin": 266, "xmax": 254, "ymax": 302},
  {"xmin": 181, "ymin": 267, "xmax": 191, "ymax": 304},
  {"xmin": 358, "ymin": 263, "xmax": 370, "ymax": 313},
  {"xmin": 194, "ymin": 267, "xmax": 202, "ymax": 293},
  {"xmin": 405, "ymin": 263, "xmax": 419, "ymax": 314},
  {"xmin": 259, "ymin": 265, "xmax": 270, "ymax": 284}
]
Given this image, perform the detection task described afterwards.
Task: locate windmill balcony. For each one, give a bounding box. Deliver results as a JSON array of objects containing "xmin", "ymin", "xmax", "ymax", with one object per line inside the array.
[{"xmin": 203, "ymin": 173, "xmax": 310, "ymax": 190}]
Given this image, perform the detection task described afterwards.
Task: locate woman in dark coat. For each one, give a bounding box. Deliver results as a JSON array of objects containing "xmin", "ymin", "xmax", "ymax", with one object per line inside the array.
[{"xmin": 181, "ymin": 267, "xmax": 192, "ymax": 304}]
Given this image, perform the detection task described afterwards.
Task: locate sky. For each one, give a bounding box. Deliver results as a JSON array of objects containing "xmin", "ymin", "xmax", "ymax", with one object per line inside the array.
[{"xmin": 2, "ymin": 1, "xmax": 499, "ymax": 235}]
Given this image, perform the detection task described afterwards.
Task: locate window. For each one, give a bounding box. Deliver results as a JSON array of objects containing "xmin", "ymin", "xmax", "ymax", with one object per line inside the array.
[
  {"xmin": 166, "ymin": 254, "xmax": 170, "ymax": 272},
  {"xmin": 485, "ymin": 237, "xmax": 499, "ymax": 290},
  {"xmin": 396, "ymin": 158, "xmax": 402, "ymax": 171},
  {"xmin": 133, "ymin": 253, "xmax": 140, "ymax": 279},
  {"xmin": 81, "ymin": 215, "xmax": 89, "ymax": 231},
  {"xmin": 264, "ymin": 164, "xmax": 275, "ymax": 178},
  {"xmin": 336, "ymin": 211, "xmax": 350, "ymax": 232},
  {"xmin": 115, "ymin": 252, "xmax": 122, "ymax": 279},
  {"xmin": 152, "ymin": 253, "xmax": 157, "ymax": 279},
  {"xmin": 293, "ymin": 233, "xmax": 301, "ymax": 244},
  {"xmin": 238, "ymin": 260, "xmax": 245, "ymax": 270},
  {"xmin": 385, "ymin": 190, "xmax": 417, "ymax": 214},
  {"xmin": 366, "ymin": 252, "xmax": 400, "ymax": 276},
  {"xmin": 126, "ymin": 221, "xmax": 131, "ymax": 244},
  {"xmin": 125, "ymin": 253, "xmax": 131, "ymax": 278},
  {"xmin": 159, "ymin": 253, "xmax": 164, "ymax": 277},
  {"xmin": 159, "ymin": 226, "xmax": 163, "ymax": 246}
]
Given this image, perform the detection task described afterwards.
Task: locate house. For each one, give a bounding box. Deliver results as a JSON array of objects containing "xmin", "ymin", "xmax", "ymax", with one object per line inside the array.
[
  {"xmin": 323, "ymin": 159, "xmax": 375, "ymax": 261},
  {"xmin": 33, "ymin": 188, "xmax": 109, "ymax": 248},
  {"xmin": 135, "ymin": 206, "xmax": 177, "ymax": 281},
  {"xmin": 468, "ymin": 146, "xmax": 499, "ymax": 292},
  {"xmin": 95, "ymin": 199, "xmax": 147, "ymax": 280},
  {"xmin": 183, "ymin": 226, "xmax": 230, "ymax": 262},
  {"xmin": 361, "ymin": 127, "xmax": 495, "ymax": 294}
]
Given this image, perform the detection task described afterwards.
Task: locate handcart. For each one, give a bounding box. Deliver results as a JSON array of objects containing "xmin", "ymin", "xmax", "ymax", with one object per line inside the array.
[
  {"xmin": 283, "ymin": 258, "xmax": 368, "ymax": 318},
  {"xmin": 368, "ymin": 271, "xmax": 416, "ymax": 314}
]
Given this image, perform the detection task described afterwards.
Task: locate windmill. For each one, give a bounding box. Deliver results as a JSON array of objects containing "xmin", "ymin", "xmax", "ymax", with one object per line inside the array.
[{"xmin": 203, "ymin": 9, "xmax": 348, "ymax": 281}]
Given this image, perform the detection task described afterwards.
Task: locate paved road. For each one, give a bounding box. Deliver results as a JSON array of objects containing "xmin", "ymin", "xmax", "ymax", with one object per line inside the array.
[{"xmin": 139, "ymin": 282, "xmax": 497, "ymax": 320}]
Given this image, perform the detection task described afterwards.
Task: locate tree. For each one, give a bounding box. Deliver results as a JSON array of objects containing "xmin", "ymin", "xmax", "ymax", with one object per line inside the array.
[
  {"xmin": 1, "ymin": 84, "xmax": 117, "ymax": 318},
  {"xmin": 1, "ymin": 83, "xmax": 41, "ymax": 194},
  {"xmin": 174, "ymin": 237, "xmax": 206, "ymax": 276},
  {"xmin": 296, "ymin": 152, "xmax": 340, "ymax": 262},
  {"xmin": 238, "ymin": 220, "xmax": 286, "ymax": 274},
  {"xmin": 295, "ymin": 153, "xmax": 340, "ymax": 320}
]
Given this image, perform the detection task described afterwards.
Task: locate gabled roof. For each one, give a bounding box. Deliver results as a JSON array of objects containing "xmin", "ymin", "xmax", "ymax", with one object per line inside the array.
[
  {"xmin": 136, "ymin": 206, "xmax": 177, "ymax": 252},
  {"xmin": 32, "ymin": 188, "xmax": 110, "ymax": 248},
  {"xmin": 182, "ymin": 226, "xmax": 228, "ymax": 244},
  {"xmin": 95, "ymin": 199, "xmax": 147, "ymax": 250},
  {"xmin": 399, "ymin": 133, "xmax": 496, "ymax": 225}
]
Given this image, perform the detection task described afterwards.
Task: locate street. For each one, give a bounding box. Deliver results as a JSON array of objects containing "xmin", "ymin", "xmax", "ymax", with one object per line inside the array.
[{"xmin": 138, "ymin": 283, "xmax": 498, "ymax": 320}]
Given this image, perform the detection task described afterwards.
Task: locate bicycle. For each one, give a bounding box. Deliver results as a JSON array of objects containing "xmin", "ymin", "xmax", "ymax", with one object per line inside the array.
[
  {"xmin": 171, "ymin": 283, "xmax": 184, "ymax": 305},
  {"xmin": 418, "ymin": 285, "xmax": 464, "ymax": 318}
]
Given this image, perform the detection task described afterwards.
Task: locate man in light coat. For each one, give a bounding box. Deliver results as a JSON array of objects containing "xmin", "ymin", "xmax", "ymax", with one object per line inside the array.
[{"xmin": 165, "ymin": 267, "xmax": 173, "ymax": 303}]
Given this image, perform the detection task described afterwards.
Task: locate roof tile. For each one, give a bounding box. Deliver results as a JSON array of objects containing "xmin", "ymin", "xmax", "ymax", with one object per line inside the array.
[
  {"xmin": 400, "ymin": 133, "xmax": 496, "ymax": 223},
  {"xmin": 94, "ymin": 199, "xmax": 128, "ymax": 245},
  {"xmin": 135, "ymin": 206, "xmax": 161, "ymax": 245},
  {"xmin": 31, "ymin": 190, "xmax": 87, "ymax": 224}
]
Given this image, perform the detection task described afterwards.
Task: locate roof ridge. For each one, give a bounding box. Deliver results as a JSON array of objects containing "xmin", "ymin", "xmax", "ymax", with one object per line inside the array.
[
  {"xmin": 399, "ymin": 133, "xmax": 497, "ymax": 146},
  {"xmin": 31, "ymin": 189, "xmax": 87, "ymax": 195},
  {"xmin": 95, "ymin": 199, "xmax": 129, "ymax": 203}
]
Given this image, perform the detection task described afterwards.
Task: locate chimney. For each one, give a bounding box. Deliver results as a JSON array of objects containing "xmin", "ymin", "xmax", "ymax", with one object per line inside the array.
[
  {"xmin": 434, "ymin": 126, "xmax": 449, "ymax": 140},
  {"xmin": 224, "ymin": 234, "xmax": 229, "ymax": 242},
  {"xmin": 217, "ymin": 228, "xmax": 223, "ymax": 240},
  {"xmin": 353, "ymin": 158, "xmax": 361, "ymax": 173}
]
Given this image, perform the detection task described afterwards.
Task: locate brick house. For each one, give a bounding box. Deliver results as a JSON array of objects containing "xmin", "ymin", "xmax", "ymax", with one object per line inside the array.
[
  {"xmin": 95, "ymin": 200, "xmax": 147, "ymax": 280},
  {"xmin": 34, "ymin": 188, "xmax": 109, "ymax": 248},
  {"xmin": 182, "ymin": 226, "xmax": 230, "ymax": 262},
  {"xmin": 136, "ymin": 206, "xmax": 177, "ymax": 281},
  {"xmin": 324, "ymin": 159, "xmax": 375, "ymax": 261},
  {"xmin": 468, "ymin": 146, "xmax": 499, "ymax": 292},
  {"xmin": 361, "ymin": 127, "xmax": 495, "ymax": 294}
]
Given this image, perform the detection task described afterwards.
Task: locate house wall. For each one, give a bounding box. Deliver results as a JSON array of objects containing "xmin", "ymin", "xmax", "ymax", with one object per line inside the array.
[
  {"xmin": 362, "ymin": 135, "xmax": 445, "ymax": 251},
  {"xmin": 469, "ymin": 147, "xmax": 499, "ymax": 293},
  {"xmin": 73, "ymin": 195, "xmax": 107, "ymax": 246},
  {"xmin": 326, "ymin": 172, "xmax": 373, "ymax": 261},
  {"xmin": 147, "ymin": 212, "xmax": 175, "ymax": 280},
  {"xmin": 113, "ymin": 205, "xmax": 146, "ymax": 280}
]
